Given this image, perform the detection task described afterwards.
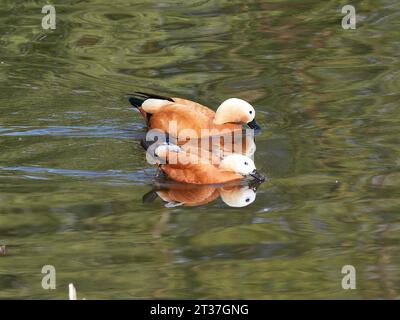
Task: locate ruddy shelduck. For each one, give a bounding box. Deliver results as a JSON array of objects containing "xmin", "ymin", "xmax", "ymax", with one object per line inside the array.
[
  {"xmin": 129, "ymin": 92, "xmax": 261, "ymax": 138},
  {"xmin": 147, "ymin": 143, "xmax": 265, "ymax": 185}
]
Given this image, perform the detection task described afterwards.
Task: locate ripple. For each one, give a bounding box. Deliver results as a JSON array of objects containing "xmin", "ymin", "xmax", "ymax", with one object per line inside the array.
[
  {"xmin": 0, "ymin": 125, "xmax": 144, "ymax": 139},
  {"xmin": 0, "ymin": 165, "xmax": 155, "ymax": 184}
]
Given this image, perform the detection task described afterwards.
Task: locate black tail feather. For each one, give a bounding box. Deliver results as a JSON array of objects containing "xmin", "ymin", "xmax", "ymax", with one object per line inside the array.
[
  {"xmin": 142, "ymin": 189, "xmax": 159, "ymax": 203},
  {"xmin": 140, "ymin": 131, "xmax": 170, "ymax": 151},
  {"xmin": 128, "ymin": 92, "xmax": 174, "ymax": 118},
  {"xmin": 140, "ymin": 138, "xmax": 155, "ymax": 151},
  {"xmin": 129, "ymin": 96, "xmax": 146, "ymax": 108}
]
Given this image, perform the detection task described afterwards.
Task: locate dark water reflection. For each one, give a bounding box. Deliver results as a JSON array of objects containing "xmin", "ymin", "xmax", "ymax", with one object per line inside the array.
[{"xmin": 1, "ymin": 0, "xmax": 400, "ymax": 299}]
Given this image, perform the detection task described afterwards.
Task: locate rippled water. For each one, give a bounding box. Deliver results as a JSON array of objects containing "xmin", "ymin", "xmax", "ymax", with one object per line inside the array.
[{"xmin": 1, "ymin": 0, "xmax": 400, "ymax": 299}]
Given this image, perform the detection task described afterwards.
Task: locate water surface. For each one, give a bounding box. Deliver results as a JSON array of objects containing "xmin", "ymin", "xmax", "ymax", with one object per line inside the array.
[{"xmin": 1, "ymin": 0, "xmax": 400, "ymax": 299}]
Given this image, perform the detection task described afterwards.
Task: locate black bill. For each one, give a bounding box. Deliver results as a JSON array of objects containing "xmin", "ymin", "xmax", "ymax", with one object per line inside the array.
[
  {"xmin": 247, "ymin": 118, "xmax": 261, "ymax": 130},
  {"xmin": 248, "ymin": 179, "xmax": 263, "ymax": 191},
  {"xmin": 249, "ymin": 169, "xmax": 265, "ymax": 182}
]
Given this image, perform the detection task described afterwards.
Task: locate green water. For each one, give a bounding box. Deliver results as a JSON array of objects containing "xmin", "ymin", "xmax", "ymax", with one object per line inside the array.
[{"xmin": 1, "ymin": 0, "xmax": 400, "ymax": 299}]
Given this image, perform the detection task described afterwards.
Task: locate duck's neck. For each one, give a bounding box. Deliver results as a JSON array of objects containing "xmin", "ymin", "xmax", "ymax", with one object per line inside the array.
[{"xmin": 214, "ymin": 100, "xmax": 245, "ymax": 125}]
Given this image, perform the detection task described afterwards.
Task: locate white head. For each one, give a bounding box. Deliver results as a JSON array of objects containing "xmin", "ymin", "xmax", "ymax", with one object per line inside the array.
[
  {"xmin": 220, "ymin": 186, "xmax": 257, "ymax": 207},
  {"xmin": 219, "ymin": 154, "xmax": 255, "ymax": 175},
  {"xmin": 219, "ymin": 154, "xmax": 264, "ymax": 181},
  {"xmin": 214, "ymin": 98, "xmax": 258, "ymax": 128}
]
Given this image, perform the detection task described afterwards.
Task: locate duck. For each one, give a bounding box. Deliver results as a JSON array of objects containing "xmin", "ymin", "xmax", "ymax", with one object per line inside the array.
[
  {"xmin": 142, "ymin": 182, "xmax": 260, "ymax": 208},
  {"xmin": 145, "ymin": 142, "xmax": 265, "ymax": 185},
  {"xmin": 129, "ymin": 92, "xmax": 261, "ymax": 139}
]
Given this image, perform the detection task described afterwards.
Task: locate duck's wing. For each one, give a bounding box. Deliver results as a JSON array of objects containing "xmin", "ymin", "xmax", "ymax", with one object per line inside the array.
[
  {"xmin": 147, "ymin": 104, "xmax": 213, "ymax": 137},
  {"xmin": 131, "ymin": 93, "xmax": 214, "ymax": 116},
  {"xmin": 172, "ymin": 97, "xmax": 215, "ymax": 119},
  {"xmin": 130, "ymin": 93, "xmax": 233, "ymax": 137},
  {"xmin": 140, "ymin": 98, "xmax": 213, "ymax": 121}
]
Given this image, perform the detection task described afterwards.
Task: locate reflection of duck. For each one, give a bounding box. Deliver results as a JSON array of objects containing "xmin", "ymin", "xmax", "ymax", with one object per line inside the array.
[
  {"xmin": 143, "ymin": 182, "xmax": 260, "ymax": 208},
  {"xmin": 129, "ymin": 92, "xmax": 261, "ymax": 138},
  {"xmin": 146, "ymin": 143, "xmax": 265, "ymax": 184},
  {"xmin": 143, "ymin": 128, "xmax": 257, "ymax": 162}
]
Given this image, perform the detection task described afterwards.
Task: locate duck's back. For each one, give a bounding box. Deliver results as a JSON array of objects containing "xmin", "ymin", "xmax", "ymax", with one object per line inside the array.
[
  {"xmin": 172, "ymin": 98, "xmax": 216, "ymax": 119},
  {"xmin": 149, "ymin": 103, "xmax": 212, "ymax": 137}
]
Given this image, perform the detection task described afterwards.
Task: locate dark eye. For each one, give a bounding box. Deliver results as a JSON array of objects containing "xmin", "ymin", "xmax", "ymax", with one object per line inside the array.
[
  {"xmin": 245, "ymin": 198, "xmax": 250, "ymax": 202},
  {"xmin": 249, "ymin": 111, "xmax": 253, "ymax": 114},
  {"xmin": 244, "ymin": 162, "xmax": 248, "ymax": 165}
]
